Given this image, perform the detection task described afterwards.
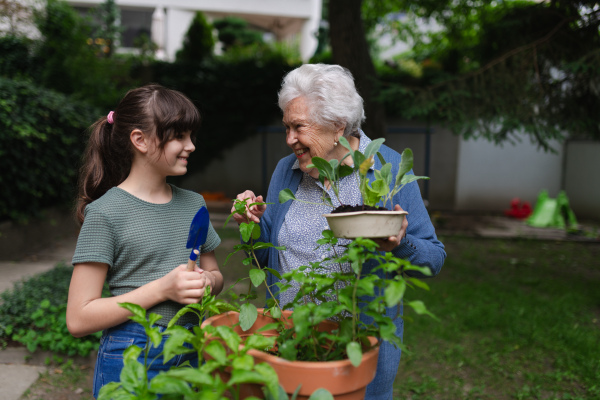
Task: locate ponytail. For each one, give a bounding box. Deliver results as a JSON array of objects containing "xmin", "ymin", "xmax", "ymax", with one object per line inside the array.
[{"xmin": 75, "ymin": 117, "xmax": 132, "ymax": 224}]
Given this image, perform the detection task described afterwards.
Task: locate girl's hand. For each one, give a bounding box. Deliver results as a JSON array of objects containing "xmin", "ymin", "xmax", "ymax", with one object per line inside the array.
[
  {"xmin": 373, "ymin": 204, "xmax": 408, "ymax": 252},
  {"xmin": 231, "ymin": 190, "xmax": 266, "ymax": 224},
  {"xmin": 160, "ymin": 264, "xmax": 211, "ymax": 304}
]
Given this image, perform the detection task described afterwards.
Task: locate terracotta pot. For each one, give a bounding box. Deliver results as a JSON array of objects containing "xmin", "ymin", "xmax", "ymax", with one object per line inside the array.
[
  {"xmin": 323, "ymin": 210, "xmax": 408, "ymax": 239},
  {"xmin": 202, "ymin": 310, "xmax": 380, "ymax": 400}
]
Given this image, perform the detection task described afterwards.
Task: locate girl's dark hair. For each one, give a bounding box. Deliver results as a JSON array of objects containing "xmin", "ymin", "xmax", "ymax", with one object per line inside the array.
[{"xmin": 76, "ymin": 84, "xmax": 201, "ymax": 224}]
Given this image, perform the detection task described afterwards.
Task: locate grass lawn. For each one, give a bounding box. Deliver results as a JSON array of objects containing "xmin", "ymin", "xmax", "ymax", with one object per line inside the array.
[{"xmin": 393, "ymin": 235, "xmax": 600, "ymax": 400}]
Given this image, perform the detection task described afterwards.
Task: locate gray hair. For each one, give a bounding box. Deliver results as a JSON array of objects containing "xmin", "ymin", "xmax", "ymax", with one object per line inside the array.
[{"xmin": 278, "ymin": 64, "xmax": 365, "ymax": 136}]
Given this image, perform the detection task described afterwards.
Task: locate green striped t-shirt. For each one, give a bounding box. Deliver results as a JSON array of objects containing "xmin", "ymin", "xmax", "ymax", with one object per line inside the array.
[{"xmin": 72, "ymin": 185, "xmax": 221, "ymax": 327}]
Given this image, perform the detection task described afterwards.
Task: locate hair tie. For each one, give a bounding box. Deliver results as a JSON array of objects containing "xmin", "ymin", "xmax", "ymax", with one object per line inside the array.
[{"xmin": 107, "ymin": 111, "xmax": 114, "ymax": 124}]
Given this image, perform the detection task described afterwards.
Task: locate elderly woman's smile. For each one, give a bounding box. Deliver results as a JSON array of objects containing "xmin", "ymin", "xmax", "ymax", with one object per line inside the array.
[{"xmin": 283, "ymin": 96, "xmax": 351, "ymax": 179}]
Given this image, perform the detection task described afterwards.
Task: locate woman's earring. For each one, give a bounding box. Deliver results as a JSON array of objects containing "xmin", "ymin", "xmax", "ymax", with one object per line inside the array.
[{"xmin": 334, "ymin": 141, "xmax": 338, "ymax": 146}]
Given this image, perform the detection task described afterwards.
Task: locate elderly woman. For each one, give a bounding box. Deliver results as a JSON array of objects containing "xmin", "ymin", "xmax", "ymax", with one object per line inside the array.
[{"xmin": 232, "ymin": 63, "xmax": 445, "ymax": 400}]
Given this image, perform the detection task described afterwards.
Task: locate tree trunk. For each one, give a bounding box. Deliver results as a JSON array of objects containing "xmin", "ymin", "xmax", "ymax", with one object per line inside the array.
[{"xmin": 328, "ymin": 0, "xmax": 386, "ymax": 138}]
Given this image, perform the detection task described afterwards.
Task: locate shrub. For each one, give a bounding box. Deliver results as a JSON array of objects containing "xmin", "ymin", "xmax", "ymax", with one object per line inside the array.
[
  {"xmin": 175, "ymin": 11, "xmax": 215, "ymax": 64},
  {"xmin": 0, "ymin": 36, "xmax": 34, "ymax": 79},
  {"xmin": 0, "ymin": 263, "xmax": 109, "ymax": 356},
  {"xmin": 0, "ymin": 77, "xmax": 98, "ymax": 221},
  {"xmin": 146, "ymin": 48, "xmax": 301, "ymax": 176}
]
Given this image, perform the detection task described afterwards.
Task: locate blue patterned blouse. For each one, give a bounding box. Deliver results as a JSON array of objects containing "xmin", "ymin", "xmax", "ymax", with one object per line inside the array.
[{"xmin": 277, "ymin": 131, "xmax": 373, "ymax": 306}]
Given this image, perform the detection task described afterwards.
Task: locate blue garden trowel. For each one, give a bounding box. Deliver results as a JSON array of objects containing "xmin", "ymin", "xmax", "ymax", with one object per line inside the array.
[{"xmin": 186, "ymin": 206, "xmax": 210, "ymax": 271}]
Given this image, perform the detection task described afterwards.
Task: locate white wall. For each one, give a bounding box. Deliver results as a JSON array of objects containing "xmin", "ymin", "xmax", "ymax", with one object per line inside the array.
[{"xmin": 454, "ymin": 136, "xmax": 564, "ymax": 212}]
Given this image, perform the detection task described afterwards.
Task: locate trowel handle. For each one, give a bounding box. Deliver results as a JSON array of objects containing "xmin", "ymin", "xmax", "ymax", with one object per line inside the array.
[{"xmin": 187, "ymin": 249, "xmax": 199, "ymax": 271}]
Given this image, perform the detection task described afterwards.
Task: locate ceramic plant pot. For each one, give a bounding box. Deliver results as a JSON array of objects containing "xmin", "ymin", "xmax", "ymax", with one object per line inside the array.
[
  {"xmin": 202, "ymin": 310, "xmax": 380, "ymax": 400},
  {"xmin": 323, "ymin": 210, "xmax": 408, "ymax": 239}
]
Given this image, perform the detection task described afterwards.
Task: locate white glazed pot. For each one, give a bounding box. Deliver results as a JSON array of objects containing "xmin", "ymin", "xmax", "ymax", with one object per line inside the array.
[{"xmin": 323, "ymin": 210, "xmax": 408, "ymax": 239}]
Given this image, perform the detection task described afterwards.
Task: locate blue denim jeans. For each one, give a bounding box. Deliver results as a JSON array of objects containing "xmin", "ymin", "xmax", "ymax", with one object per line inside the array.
[
  {"xmin": 362, "ymin": 303, "xmax": 404, "ymax": 400},
  {"xmin": 92, "ymin": 320, "xmax": 198, "ymax": 399}
]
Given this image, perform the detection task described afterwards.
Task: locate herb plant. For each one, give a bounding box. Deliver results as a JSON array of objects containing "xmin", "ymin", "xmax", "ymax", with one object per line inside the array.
[
  {"xmin": 98, "ymin": 293, "xmax": 281, "ymax": 400},
  {"xmin": 279, "ymin": 138, "xmax": 429, "ymax": 211},
  {"xmin": 223, "ymin": 197, "xmax": 287, "ymax": 331},
  {"xmin": 273, "ymin": 230, "xmax": 436, "ymax": 366}
]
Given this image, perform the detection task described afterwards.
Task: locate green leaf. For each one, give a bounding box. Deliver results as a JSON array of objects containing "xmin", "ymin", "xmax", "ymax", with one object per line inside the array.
[
  {"xmin": 119, "ymin": 302, "xmax": 146, "ymax": 322},
  {"xmin": 148, "ymin": 374, "xmax": 193, "ymax": 395},
  {"xmin": 205, "ymin": 340, "xmax": 228, "ymax": 364},
  {"xmin": 308, "ymin": 388, "xmax": 335, "ymax": 400},
  {"xmin": 233, "ymin": 354, "xmax": 256, "ymax": 373},
  {"xmin": 161, "ymin": 368, "xmax": 213, "ymax": 386},
  {"xmin": 385, "ymin": 280, "xmax": 406, "ymax": 307},
  {"xmin": 163, "ymin": 326, "xmax": 194, "ymax": 363},
  {"xmin": 228, "ymin": 370, "xmax": 268, "ymax": 386},
  {"xmin": 252, "ymin": 223, "xmax": 261, "ymax": 240},
  {"xmin": 346, "ymin": 341, "xmax": 363, "ymax": 367},
  {"xmin": 400, "ymin": 174, "xmax": 430, "ymax": 185},
  {"xmin": 240, "ymin": 303, "xmax": 258, "ymax": 331},
  {"xmin": 364, "ymin": 138, "xmax": 385, "ymax": 158},
  {"xmin": 407, "ymin": 300, "xmax": 438, "ymax": 320},
  {"xmin": 338, "ymin": 136, "xmax": 352, "ymax": 152},
  {"xmin": 395, "ymin": 148, "xmax": 414, "ymax": 187},
  {"xmin": 338, "ymin": 164, "xmax": 354, "ymax": 179},
  {"xmin": 240, "ymin": 222, "xmax": 255, "ymax": 243},
  {"xmin": 215, "ymin": 325, "xmax": 242, "ymax": 351},
  {"xmin": 279, "ymin": 188, "xmax": 296, "ymax": 203},
  {"xmin": 310, "ymin": 157, "xmax": 334, "ymax": 180},
  {"xmin": 264, "ymin": 267, "xmax": 282, "ymax": 280},
  {"xmin": 249, "ymin": 268, "xmax": 266, "ymax": 287}
]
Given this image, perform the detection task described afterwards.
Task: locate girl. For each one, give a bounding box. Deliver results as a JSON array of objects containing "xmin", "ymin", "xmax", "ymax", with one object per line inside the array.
[{"xmin": 66, "ymin": 84, "xmax": 223, "ymax": 397}]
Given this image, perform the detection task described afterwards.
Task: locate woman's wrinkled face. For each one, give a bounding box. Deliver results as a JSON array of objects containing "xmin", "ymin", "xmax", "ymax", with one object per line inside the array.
[{"xmin": 283, "ymin": 97, "xmax": 344, "ymax": 179}]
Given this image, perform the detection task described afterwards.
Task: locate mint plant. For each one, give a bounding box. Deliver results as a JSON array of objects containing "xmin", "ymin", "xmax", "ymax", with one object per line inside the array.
[
  {"xmin": 223, "ymin": 197, "xmax": 287, "ymax": 331},
  {"xmin": 273, "ymin": 230, "xmax": 436, "ymax": 367},
  {"xmin": 98, "ymin": 295, "xmax": 281, "ymax": 400}
]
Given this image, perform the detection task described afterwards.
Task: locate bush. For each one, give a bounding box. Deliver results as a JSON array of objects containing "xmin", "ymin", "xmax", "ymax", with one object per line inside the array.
[
  {"xmin": 0, "ymin": 36, "xmax": 34, "ymax": 79},
  {"xmin": 0, "ymin": 77, "xmax": 99, "ymax": 222},
  {"xmin": 0, "ymin": 263, "xmax": 108, "ymax": 356},
  {"xmin": 144, "ymin": 47, "xmax": 301, "ymax": 177}
]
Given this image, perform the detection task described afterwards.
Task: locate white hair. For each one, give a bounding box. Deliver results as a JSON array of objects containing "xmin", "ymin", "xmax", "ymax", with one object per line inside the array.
[{"xmin": 278, "ymin": 64, "xmax": 365, "ymax": 136}]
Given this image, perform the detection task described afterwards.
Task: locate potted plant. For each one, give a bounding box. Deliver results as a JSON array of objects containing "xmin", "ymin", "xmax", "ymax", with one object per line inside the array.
[
  {"xmin": 97, "ymin": 291, "xmax": 282, "ymax": 400},
  {"xmin": 201, "ymin": 197, "xmax": 436, "ymax": 399},
  {"xmin": 278, "ymin": 138, "xmax": 428, "ymax": 239}
]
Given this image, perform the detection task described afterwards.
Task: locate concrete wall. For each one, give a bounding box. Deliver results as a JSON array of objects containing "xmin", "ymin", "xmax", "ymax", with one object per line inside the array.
[{"xmin": 454, "ymin": 136, "xmax": 564, "ymax": 213}]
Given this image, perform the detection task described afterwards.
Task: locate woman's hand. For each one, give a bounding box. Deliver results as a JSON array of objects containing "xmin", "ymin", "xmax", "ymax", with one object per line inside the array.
[
  {"xmin": 231, "ymin": 190, "xmax": 266, "ymax": 224},
  {"xmin": 373, "ymin": 204, "xmax": 408, "ymax": 252}
]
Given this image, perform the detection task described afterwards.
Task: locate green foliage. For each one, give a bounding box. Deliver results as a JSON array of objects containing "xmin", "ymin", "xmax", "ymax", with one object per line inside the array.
[
  {"xmin": 276, "ymin": 232, "xmax": 434, "ymax": 365},
  {"xmin": 224, "ymin": 198, "xmax": 285, "ymax": 330},
  {"xmin": 0, "ymin": 77, "xmax": 98, "ymax": 221},
  {"xmin": 99, "ymin": 300, "xmax": 282, "ymax": 400},
  {"xmin": 90, "ymin": 0, "xmax": 123, "ymax": 57},
  {"xmin": 0, "ymin": 263, "xmax": 108, "ymax": 356},
  {"xmin": 280, "ymin": 138, "xmax": 428, "ymax": 209},
  {"xmin": 0, "ymin": 35, "xmax": 34, "ymax": 79},
  {"xmin": 148, "ymin": 50, "xmax": 300, "ymax": 175},
  {"xmin": 31, "ymin": 0, "xmax": 128, "ymax": 109},
  {"xmin": 213, "ymin": 16, "xmax": 264, "ymax": 52},
  {"xmin": 175, "ymin": 11, "xmax": 215, "ymax": 64},
  {"xmin": 364, "ymin": 0, "xmax": 600, "ymax": 148}
]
